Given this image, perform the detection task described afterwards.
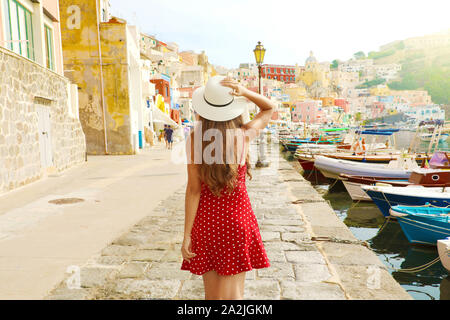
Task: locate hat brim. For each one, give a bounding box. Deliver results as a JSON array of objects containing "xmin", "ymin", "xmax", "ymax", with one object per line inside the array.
[{"xmin": 192, "ymin": 87, "xmax": 248, "ymax": 122}]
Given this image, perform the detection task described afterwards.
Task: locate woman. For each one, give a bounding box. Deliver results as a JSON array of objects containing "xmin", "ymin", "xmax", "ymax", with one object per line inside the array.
[{"xmin": 180, "ymin": 76, "xmax": 275, "ymax": 300}]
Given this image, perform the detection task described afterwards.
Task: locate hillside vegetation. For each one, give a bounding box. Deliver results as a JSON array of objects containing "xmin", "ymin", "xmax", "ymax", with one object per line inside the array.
[{"xmin": 364, "ymin": 32, "xmax": 450, "ymax": 105}]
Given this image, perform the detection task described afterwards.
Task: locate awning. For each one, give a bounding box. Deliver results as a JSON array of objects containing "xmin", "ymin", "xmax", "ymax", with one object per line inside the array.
[{"xmin": 152, "ymin": 107, "xmax": 181, "ymax": 128}]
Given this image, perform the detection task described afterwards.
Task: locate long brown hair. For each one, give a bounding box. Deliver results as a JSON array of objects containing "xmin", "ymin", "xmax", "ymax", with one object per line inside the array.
[{"xmin": 189, "ymin": 115, "xmax": 252, "ymax": 196}]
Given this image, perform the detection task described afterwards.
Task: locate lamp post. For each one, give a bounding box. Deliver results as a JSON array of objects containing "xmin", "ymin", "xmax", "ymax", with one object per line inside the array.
[{"xmin": 253, "ymin": 41, "xmax": 269, "ymax": 167}]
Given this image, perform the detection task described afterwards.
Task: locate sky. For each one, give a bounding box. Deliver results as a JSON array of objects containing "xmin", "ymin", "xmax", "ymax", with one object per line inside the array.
[{"xmin": 110, "ymin": 0, "xmax": 450, "ymax": 69}]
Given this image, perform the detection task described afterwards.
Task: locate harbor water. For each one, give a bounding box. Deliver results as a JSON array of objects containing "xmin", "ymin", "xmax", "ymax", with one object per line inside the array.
[{"xmin": 282, "ymin": 130, "xmax": 450, "ymax": 300}]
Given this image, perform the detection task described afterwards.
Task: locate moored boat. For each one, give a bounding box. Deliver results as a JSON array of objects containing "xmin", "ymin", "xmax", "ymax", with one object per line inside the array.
[
  {"xmin": 340, "ymin": 170, "xmax": 450, "ymax": 201},
  {"xmin": 420, "ymin": 133, "xmax": 449, "ymax": 143},
  {"xmin": 389, "ymin": 205, "xmax": 450, "ymax": 246},
  {"xmin": 363, "ymin": 185, "xmax": 450, "ymax": 217},
  {"xmin": 314, "ymin": 156, "xmax": 417, "ymax": 180}
]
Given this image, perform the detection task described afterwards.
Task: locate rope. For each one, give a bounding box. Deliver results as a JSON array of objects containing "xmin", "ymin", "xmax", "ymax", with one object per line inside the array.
[
  {"xmin": 388, "ymin": 256, "xmax": 442, "ymax": 273},
  {"xmin": 327, "ymin": 179, "xmax": 339, "ymax": 192},
  {"xmin": 349, "ymin": 200, "xmax": 361, "ymax": 210},
  {"xmin": 305, "ymin": 168, "xmax": 315, "ymax": 180},
  {"xmin": 311, "ymin": 236, "xmax": 370, "ymax": 248},
  {"xmin": 376, "ymin": 215, "xmax": 392, "ymax": 235}
]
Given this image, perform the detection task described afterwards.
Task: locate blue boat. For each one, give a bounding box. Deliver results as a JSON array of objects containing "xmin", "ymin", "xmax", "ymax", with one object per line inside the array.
[
  {"xmin": 362, "ymin": 185, "xmax": 450, "ymax": 217},
  {"xmin": 390, "ymin": 205, "xmax": 450, "ymax": 245}
]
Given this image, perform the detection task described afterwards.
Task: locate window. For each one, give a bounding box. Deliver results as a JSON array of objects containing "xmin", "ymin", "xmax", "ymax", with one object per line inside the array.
[
  {"xmin": 44, "ymin": 25, "xmax": 54, "ymax": 70},
  {"xmin": 4, "ymin": 0, "xmax": 34, "ymax": 60}
]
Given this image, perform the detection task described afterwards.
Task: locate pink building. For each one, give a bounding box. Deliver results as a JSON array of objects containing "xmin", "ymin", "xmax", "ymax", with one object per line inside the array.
[
  {"xmin": 292, "ymin": 100, "xmax": 326, "ymax": 124},
  {"xmin": 366, "ymin": 102, "xmax": 385, "ymax": 118},
  {"xmin": 334, "ymin": 99, "xmax": 350, "ymax": 113}
]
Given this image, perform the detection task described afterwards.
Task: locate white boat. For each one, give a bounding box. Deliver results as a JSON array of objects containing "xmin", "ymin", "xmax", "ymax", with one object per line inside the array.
[
  {"xmin": 420, "ymin": 133, "xmax": 449, "ymax": 143},
  {"xmin": 438, "ymin": 237, "xmax": 450, "ymax": 273},
  {"xmin": 314, "ymin": 156, "xmax": 418, "ymax": 180}
]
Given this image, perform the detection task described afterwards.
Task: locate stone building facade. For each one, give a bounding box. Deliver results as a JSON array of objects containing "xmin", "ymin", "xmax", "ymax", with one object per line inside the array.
[
  {"xmin": 59, "ymin": 0, "xmax": 144, "ymax": 155},
  {"xmin": 0, "ymin": 46, "xmax": 86, "ymax": 194}
]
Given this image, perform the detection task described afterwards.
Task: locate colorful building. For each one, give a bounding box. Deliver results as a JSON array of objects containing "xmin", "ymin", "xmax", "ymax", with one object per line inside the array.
[
  {"xmin": 151, "ymin": 77, "xmax": 171, "ymax": 109},
  {"xmin": 261, "ymin": 64, "xmax": 296, "ymax": 83},
  {"xmin": 296, "ymin": 51, "xmax": 332, "ymax": 98},
  {"xmin": 283, "ymin": 86, "xmax": 307, "ymax": 103},
  {"xmin": 366, "ymin": 102, "xmax": 385, "ymax": 119},
  {"xmin": 59, "ymin": 0, "xmax": 146, "ymax": 155},
  {"xmin": 334, "ymin": 99, "xmax": 350, "ymax": 113},
  {"xmin": 320, "ymin": 97, "xmax": 335, "ymax": 107},
  {"xmin": 291, "ymin": 100, "xmax": 325, "ymax": 124},
  {"xmin": 404, "ymin": 105, "xmax": 445, "ymax": 122}
]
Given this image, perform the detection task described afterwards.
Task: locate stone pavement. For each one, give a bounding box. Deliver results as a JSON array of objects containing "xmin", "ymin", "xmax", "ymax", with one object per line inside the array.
[{"xmin": 44, "ymin": 142, "xmax": 411, "ymax": 300}]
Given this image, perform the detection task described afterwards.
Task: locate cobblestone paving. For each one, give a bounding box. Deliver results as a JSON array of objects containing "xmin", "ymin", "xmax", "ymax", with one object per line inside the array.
[{"xmin": 45, "ymin": 149, "xmax": 347, "ymax": 300}]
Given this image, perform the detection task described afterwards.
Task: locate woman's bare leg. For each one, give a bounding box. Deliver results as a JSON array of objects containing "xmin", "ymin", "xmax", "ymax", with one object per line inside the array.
[
  {"xmin": 203, "ymin": 270, "xmax": 221, "ymax": 300},
  {"xmin": 203, "ymin": 270, "xmax": 246, "ymax": 300}
]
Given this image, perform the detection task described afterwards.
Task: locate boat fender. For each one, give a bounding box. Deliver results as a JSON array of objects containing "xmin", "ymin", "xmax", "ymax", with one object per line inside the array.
[
  {"xmin": 389, "ymin": 208, "xmax": 408, "ymax": 217},
  {"xmin": 375, "ymin": 183, "xmax": 392, "ymax": 187}
]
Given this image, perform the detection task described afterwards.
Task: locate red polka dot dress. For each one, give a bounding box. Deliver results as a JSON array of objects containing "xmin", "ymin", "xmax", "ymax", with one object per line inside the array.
[{"xmin": 181, "ymin": 138, "xmax": 270, "ymax": 276}]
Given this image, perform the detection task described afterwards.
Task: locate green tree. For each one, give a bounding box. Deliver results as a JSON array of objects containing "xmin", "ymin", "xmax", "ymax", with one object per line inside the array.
[
  {"xmin": 353, "ymin": 51, "xmax": 366, "ymax": 60},
  {"xmin": 356, "ymin": 78, "xmax": 386, "ymax": 89},
  {"xmin": 331, "ymin": 59, "xmax": 339, "ymax": 69}
]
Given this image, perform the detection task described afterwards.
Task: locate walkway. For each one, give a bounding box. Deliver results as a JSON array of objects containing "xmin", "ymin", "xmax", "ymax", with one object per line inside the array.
[
  {"xmin": 44, "ymin": 141, "xmax": 412, "ymax": 300},
  {"xmin": 0, "ymin": 144, "xmax": 186, "ymax": 299}
]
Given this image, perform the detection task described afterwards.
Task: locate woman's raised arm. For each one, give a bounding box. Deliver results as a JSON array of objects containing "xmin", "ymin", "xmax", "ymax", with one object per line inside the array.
[{"xmin": 220, "ymin": 78, "xmax": 276, "ymax": 141}]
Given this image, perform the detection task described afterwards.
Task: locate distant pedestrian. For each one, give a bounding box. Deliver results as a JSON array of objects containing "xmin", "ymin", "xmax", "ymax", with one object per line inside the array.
[
  {"xmin": 163, "ymin": 124, "xmax": 168, "ymax": 148},
  {"xmin": 166, "ymin": 125, "xmax": 174, "ymax": 150},
  {"xmin": 180, "ymin": 76, "xmax": 275, "ymax": 300}
]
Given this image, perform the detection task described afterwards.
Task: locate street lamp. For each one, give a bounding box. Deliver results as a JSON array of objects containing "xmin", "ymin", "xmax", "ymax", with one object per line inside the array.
[{"xmin": 253, "ymin": 41, "xmax": 269, "ymax": 167}]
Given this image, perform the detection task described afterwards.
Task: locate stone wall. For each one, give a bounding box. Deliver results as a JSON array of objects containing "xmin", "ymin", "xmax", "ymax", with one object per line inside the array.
[{"xmin": 0, "ymin": 46, "xmax": 86, "ymax": 195}]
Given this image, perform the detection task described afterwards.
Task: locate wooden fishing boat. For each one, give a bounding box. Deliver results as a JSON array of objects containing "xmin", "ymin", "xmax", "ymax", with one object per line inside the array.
[
  {"xmin": 363, "ymin": 185, "xmax": 450, "ymax": 217},
  {"xmin": 437, "ymin": 237, "xmax": 450, "ymax": 272},
  {"xmin": 340, "ymin": 170, "xmax": 450, "ymax": 201},
  {"xmin": 284, "ymin": 137, "xmax": 343, "ymax": 152},
  {"xmin": 389, "ymin": 205, "xmax": 450, "ymax": 246}
]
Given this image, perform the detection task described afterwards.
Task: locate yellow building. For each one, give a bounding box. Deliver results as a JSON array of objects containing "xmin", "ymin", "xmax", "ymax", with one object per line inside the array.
[
  {"xmin": 296, "ymin": 51, "xmax": 332, "ymax": 98},
  {"xmin": 320, "ymin": 97, "xmax": 335, "ymax": 107},
  {"xmin": 370, "ymin": 85, "xmax": 391, "ymax": 97},
  {"xmin": 59, "ymin": 0, "xmax": 140, "ymax": 155},
  {"xmin": 284, "ymin": 86, "xmax": 307, "ymax": 103}
]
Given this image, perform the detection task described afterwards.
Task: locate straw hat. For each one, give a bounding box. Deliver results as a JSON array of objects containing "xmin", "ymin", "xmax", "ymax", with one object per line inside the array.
[{"xmin": 192, "ymin": 76, "xmax": 247, "ymax": 122}]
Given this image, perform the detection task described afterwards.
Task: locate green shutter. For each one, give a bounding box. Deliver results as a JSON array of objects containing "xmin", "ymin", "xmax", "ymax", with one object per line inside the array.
[
  {"xmin": 44, "ymin": 25, "xmax": 54, "ymax": 70},
  {"xmin": 4, "ymin": 0, "xmax": 35, "ymax": 60}
]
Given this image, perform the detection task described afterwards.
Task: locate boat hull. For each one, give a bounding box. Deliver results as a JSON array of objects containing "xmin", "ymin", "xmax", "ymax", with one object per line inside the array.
[
  {"xmin": 297, "ymin": 158, "xmax": 315, "ymax": 171},
  {"xmin": 392, "ymin": 213, "xmax": 450, "ymax": 245},
  {"xmin": 365, "ymin": 188, "xmax": 450, "ymax": 217},
  {"xmin": 437, "ymin": 238, "xmax": 450, "ymax": 272},
  {"xmin": 342, "ymin": 180, "xmax": 372, "ymax": 201},
  {"xmin": 314, "ymin": 156, "xmax": 413, "ymax": 180}
]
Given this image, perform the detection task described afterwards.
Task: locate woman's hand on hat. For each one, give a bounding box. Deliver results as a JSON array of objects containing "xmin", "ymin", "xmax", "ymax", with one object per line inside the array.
[{"xmin": 220, "ymin": 78, "xmax": 247, "ymax": 97}]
